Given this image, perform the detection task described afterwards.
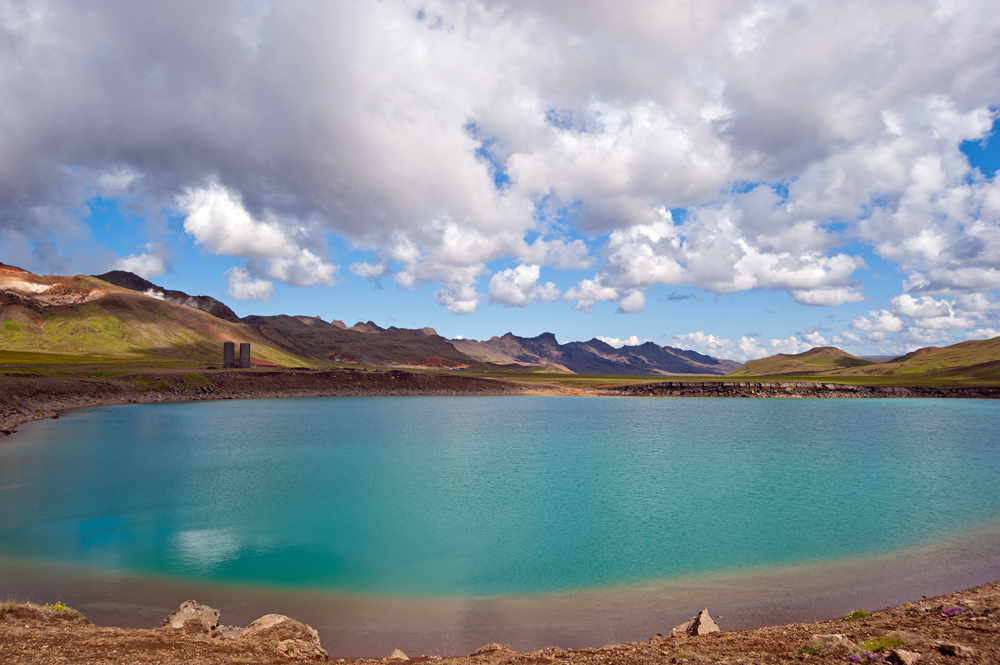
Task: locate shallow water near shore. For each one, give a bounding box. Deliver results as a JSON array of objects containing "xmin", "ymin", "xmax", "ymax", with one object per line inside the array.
[{"xmin": 2, "ymin": 396, "xmax": 1000, "ymax": 655}]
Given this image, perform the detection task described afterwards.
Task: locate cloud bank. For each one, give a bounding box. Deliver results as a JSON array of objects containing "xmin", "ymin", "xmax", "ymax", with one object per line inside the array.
[{"xmin": 0, "ymin": 0, "xmax": 997, "ymax": 331}]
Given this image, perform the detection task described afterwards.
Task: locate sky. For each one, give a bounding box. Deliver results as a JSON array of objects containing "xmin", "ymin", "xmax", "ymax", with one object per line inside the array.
[{"xmin": 1, "ymin": 0, "xmax": 999, "ymax": 361}]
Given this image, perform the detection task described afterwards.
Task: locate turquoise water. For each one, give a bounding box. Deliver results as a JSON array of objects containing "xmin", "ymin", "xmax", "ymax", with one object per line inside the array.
[{"xmin": 1, "ymin": 396, "xmax": 999, "ymax": 598}]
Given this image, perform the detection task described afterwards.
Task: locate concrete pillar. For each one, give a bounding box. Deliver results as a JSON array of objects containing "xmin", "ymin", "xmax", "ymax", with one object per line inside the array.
[
  {"xmin": 223, "ymin": 341, "xmax": 235, "ymax": 368},
  {"xmin": 239, "ymin": 343, "xmax": 251, "ymax": 369}
]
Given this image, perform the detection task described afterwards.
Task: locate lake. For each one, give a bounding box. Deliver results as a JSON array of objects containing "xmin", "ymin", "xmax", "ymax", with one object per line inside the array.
[{"xmin": 1, "ymin": 396, "xmax": 999, "ymax": 655}]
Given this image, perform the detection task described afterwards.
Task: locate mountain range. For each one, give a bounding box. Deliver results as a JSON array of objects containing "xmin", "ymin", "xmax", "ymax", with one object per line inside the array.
[
  {"xmin": 3, "ymin": 263, "xmax": 999, "ymax": 381},
  {"xmin": 0, "ymin": 264, "xmax": 738, "ymax": 374}
]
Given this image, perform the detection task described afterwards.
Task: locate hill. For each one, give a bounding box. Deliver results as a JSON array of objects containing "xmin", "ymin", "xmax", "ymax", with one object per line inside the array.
[
  {"xmin": 1, "ymin": 263, "xmax": 740, "ymax": 374},
  {"xmin": 832, "ymin": 336, "xmax": 1000, "ymax": 382},
  {"xmin": 0, "ymin": 263, "xmax": 308, "ymax": 366},
  {"xmin": 728, "ymin": 346, "xmax": 874, "ymax": 377},
  {"xmin": 93, "ymin": 270, "xmax": 240, "ymax": 322},
  {"xmin": 453, "ymin": 332, "xmax": 741, "ymax": 375},
  {"xmin": 240, "ymin": 314, "xmax": 487, "ymax": 369},
  {"xmin": 729, "ymin": 339, "xmax": 1000, "ymax": 383}
]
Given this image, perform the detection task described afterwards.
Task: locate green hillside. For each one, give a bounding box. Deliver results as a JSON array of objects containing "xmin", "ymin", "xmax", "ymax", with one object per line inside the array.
[
  {"xmin": 833, "ymin": 337, "xmax": 1000, "ymax": 381},
  {"xmin": 728, "ymin": 338, "xmax": 1000, "ymax": 384},
  {"xmin": 728, "ymin": 346, "xmax": 874, "ymax": 377},
  {"xmin": 0, "ymin": 286, "xmax": 318, "ymax": 367}
]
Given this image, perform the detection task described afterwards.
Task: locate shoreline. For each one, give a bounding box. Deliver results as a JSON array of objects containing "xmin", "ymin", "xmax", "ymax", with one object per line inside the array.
[
  {"xmin": 3, "ymin": 576, "xmax": 999, "ymax": 663},
  {"xmin": 3, "ymin": 368, "xmax": 1000, "ymax": 437},
  {"xmin": 3, "ymin": 518, "xmax": 1000, "ymax": 658}
]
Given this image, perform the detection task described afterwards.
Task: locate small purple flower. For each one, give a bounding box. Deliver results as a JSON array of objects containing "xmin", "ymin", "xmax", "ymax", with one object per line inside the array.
[
  {"xmin": 942, "ymin": 606, "xmax": 965, "ymax": 615},
  {"xmin": 847, "ymin": 656, "xmax": 860, "ymax": 662}
]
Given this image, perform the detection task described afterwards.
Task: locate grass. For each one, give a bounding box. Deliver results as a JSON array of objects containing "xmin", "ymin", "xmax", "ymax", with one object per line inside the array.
[
  {"xmin": 842, "ymin": 609, "xmax": 870, "ymax": 621},
  {"xmin": 43, "ymin": 602, "xmax": 71, "ymax": 612},
  {"xmin": 859, "ymin": 636, "xmax": 905, "ymax": 652},
  {"xmin": 0, "ymin": 350, "xmax": 135, "ymax": 365}
]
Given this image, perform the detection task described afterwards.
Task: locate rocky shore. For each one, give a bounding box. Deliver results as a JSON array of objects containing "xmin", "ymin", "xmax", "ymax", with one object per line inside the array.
[
  {"xmin": 598, "ymin": 380, "xmax": 1000, "ymax": 399},
  {"xmin": 3, "ymin": 581, "xmax": 999, "ymax": 663},
  {"xmin": 4, "ymin": 369, "xmax": 1000, "ymax": 437}
]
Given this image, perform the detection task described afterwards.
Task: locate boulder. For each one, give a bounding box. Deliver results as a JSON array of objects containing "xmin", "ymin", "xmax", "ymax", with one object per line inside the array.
[
  {"xmin": 389, "ymin": 648, "xmax": 410, "ymax": 660},
  {"xmin": 933, "ymin": 641, "xmax": 973, "ymax": 658},
  {"xmin": 670, "ymin": 609, "xmax": 720, "ymax": 637},
  {"xmin": 240, "ymin": 613, "xmax": 327, "ymax": 660},
  {"xmin": 163, "ymin": 600, "xmax": 221, "ymax": 638},
  {"xmin": 888, "ymin": 649, "xmax": 922, "ymax": 665},
  {"xmin": 804, "ymin": 634, "xmax": 862, "ymax": 658}
]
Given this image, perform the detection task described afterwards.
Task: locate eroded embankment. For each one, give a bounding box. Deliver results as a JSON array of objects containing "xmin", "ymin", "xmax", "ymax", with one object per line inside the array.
[
  {"xmin": 598, "ymin": 380, "xmax": 1000, "ymax": 399},
  {"xmin": 0, "ymin": 368, "xmax": 527, "ymax": 435}
]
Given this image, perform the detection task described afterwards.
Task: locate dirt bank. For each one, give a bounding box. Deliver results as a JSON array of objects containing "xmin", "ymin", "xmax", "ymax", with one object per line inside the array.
[
  {"xmin": 2, "ymin": 581, "xmax": 999, "ymax": 664},
  {"xmin": 0, "ymin": 368, "xmax": 533, "ymax": 435}
]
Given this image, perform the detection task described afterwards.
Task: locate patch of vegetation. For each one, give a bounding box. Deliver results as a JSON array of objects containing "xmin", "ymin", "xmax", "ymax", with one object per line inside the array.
[
  {"xmin": 843, "ymin": 609, "xmax": 870, "ymax": 621},
  {"xmin": 798, "ymin": 644, "xmax": 824, "ymax": 655},
  {"xmin": 184, "ymin": 372, "xmax": 208, "ymax": 385},
  {"xmin": 0, "ymin": 600, "xmax": 22, "ymax": 613},
  {"xmin": 3, "ymin": 318, "xmax": 22, "ymax": 331},
  {"xmin": 859, "ymin": 636, "xmax": 905, "ymax": 652},
  {"xmin": 43, "ymin": 602, "xmax": 71, "ymax": 612}
]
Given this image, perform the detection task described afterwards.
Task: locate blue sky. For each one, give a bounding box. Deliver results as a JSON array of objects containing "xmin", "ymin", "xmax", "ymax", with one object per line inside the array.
[{"xmin": 2, "ymin": 1, "xmax": 1000, "ymax": 361}]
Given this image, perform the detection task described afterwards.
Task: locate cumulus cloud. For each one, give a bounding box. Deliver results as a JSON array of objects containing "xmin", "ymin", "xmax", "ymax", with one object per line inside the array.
[
  {"xmin": 770, "ymin": 336, "xmax": 813, "ymax": 355},
  {"xmin": 967, "ymin": 328, "xmax": 1000, "ymax": 340},
  {"xmin": 596, "ymin": 335, "xmax": 648, "ymax": 348},
  {"xmin": 179, "ymin": 181, "xmax": 338, "ymax": 287},
  {"xmin": 224, "ymin": 266, "xmax": 274, "ymax": 302},
  {"xmin": 670, "ymin": 331, "xmax": 768, "ymax": 362},
  {"xmin": 115, "ymin": 242, "xmax": 171, "ymax": 279},
  {"xmin": 488, "ymin": 264, "xmax": 560, "ymax": 307},
  {"xmin": 851, "ymin": 309, "xmax": 907, "ymax": 333},
  {"xmin": 349, "ymin": 261, "xmax": 388, "ymax": 279},
  {"xmin": 434, "ymin": 283, "xmax": 480, "ymax": 314},
  {"xmin": 890, "ymin": 294, "xmax": 976, "ymax": 329},
  {"xmin": 0, "ymin": 0, "xmax": 998, "ymax": 317}
]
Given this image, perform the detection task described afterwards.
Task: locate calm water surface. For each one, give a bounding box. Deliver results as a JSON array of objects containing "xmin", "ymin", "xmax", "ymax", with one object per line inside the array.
[{"xmin": 2, "ymin": 396, "xmax": 999, "ymax": 599}]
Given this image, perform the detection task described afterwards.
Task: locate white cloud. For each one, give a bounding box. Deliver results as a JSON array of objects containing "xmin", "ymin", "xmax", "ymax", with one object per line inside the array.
[
  {"xmin": 799, "ymin": 330, "xmax": 828, "ymax": 346},
  {"xmin": 224, "ymin": 266, "xmax": 274, "ymax": 302},
  {"xmin": 770, "ymin": 336, "xmax": 812, "ymax": 355},
  {"xmin": 832, "ymin": 331, "xmax": 864, "ymax": 346},
  {"xmin": 891, "ymin": 294, "xmax": 975, "ymax": 329},
  {"xmin": 115, "ymin": 243, "xmax": 169, "ymax": 279},
  {"xmin": 434, "ymin": 283, "xmax": 480, "ymax": 314},
  {"xmin": 349, "ymin": 261, "xmax": 388, "ymax": 279},
  {"xmin": 738, "ymin": 336, "xmax": 770, "ymax": 360},
  {"xmin": 179, "ymin": 180, "xmax": 337, "ymax": 287},
  {"xmin": 617, "ymin": 289, "xmax": 646, "ymax": 314},
  {"xmin": 97, "ymin": 166, "xmax": 140, "ymax": 195},
  {"xmin": 670, "ymin": 331, "xmax": 768, "ymax": 362},
  {"xmin": 1, "ymin": 0, "xmax": 999, "ymax": 318},
  {"xmin": 596, "ymin": 335, "xmax": 648, "ymax": 348},
  {"xmin": 967, "ymin": 328, "xmax": 1000, "ymax": 340},
  {"xmin": 851, "ymin": 309, "xmax": 906, "ymax": 333},
  {"xmin": 790, "ymin": 287, "xmax": 866, "ymax": 307},
  {"xmin": 488, "ymin": 264, "xmax": 559, "ymax": 307}
]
